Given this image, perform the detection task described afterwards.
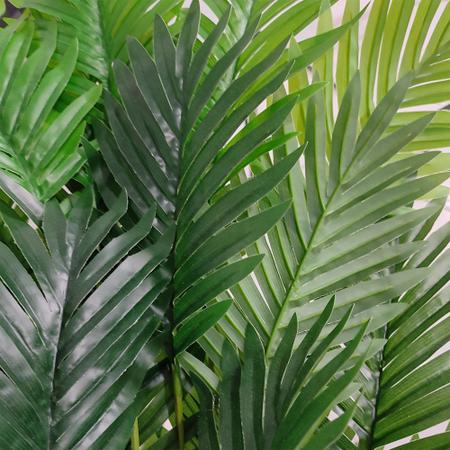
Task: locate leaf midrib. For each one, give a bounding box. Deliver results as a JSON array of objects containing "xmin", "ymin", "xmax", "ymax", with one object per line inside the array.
[
  {"xmin": 265, "ymin": 73, "xmax": 415, "ymax": 357},
  {"xmin": 265, "ymin": 123, "xmax": 375, "ymax": 357},
  {"xmin": 47, "ymin": 244, "xmax": 75, "ymax": 449},
  {"xmin": 265, "ymin": 173, "xmax": 341, "ymax": 357}
]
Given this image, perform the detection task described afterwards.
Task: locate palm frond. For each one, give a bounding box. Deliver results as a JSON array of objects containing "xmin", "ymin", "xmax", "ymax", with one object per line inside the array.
[
  {"xmin": 94, "ymin": 2, "xmax": 314, "ymax": 445},
  {"xmin": 97, "ymin": 0, "xmax": 304, "ymax": 333},
  {"xmin": 337, "ymin": 0, "xmax": 450, "ymax": 161},
  {"xmin": 12, "ymin": 0, "xmax": 182, "ymax": 85},
  {"xmin": 193, "ymin": 299, "xmax": 370, "ymax": 450},
  {"xmin": 199, "ymin": 73, "xmax": 444, "ymax": 360},
  {"xmin": 330, "ymin": 199, "xmax": 450, "ymax": 449},
  {"xmin": 192, "ymin": 69, "xmax": 448, "ymax": 450},
  {"xmin": 0, "ymin": 185, "xmax": 174, "ymax": 449},
  {"xmin": 0, "ymin": 18, "xmax": 101, "ymax": 200},
  {"xmin": 368, "ymin": 217, "xmax": 450, "ymax": 448},
  {"xmin": 0, "ymin": 1, "xmax": 448, "ymax": 449},
  {"xmin": 201, "ymin": 0, "xmax": 339, "ymax": 65}
]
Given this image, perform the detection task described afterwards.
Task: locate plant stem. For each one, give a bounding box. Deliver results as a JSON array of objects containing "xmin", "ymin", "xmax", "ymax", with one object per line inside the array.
[
  {"xmin": 368, "ymin": 324, "xmax": 390, "ymax": 449},
  {"xmin": 172, "ymin": 361, "xmax": 185, "ymax": 450}
]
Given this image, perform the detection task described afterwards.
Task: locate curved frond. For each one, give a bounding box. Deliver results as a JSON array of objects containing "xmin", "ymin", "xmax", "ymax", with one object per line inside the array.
[
  {"xmin": 0, "ymin": 187, "xmax": 171, "ymax": 449},
  {"xmin": 336, "ymin": 0, "xmax": 450, "ymax": 161},
  {"xmin": 199, "ymin": 73, "xmax": 445, "ymax": 360},
  {"xmin": 0, "ymin": 19, "xmax": 101, "ymax": 200},
  {"xmin": 193, "ymin": 299, "xmax": 370, "ymax": 450},
  {"xmin": 191, "ymin": 69, "xmax": 449, "ymax": 449},
  {"xmin": 12, "ymin": 0, "xmax": 182, "ymax": 84},
  {"xmin": 368, "ymin": 217, "xmax": 450, "ymax": 448},
  {"xmin": 0, "ymin": 2, "xmax": 447, "ymax": 448},
  {"xmin": 94, "ymin": 2, "xmax": 311, "ymax": 446},
  {"xmin": 97, "ymin": 0, "xmax": 307, "ymax": 339},
  {"xmin": 202, "ymin": 0, "xmax": 340, "ymax": 66}
]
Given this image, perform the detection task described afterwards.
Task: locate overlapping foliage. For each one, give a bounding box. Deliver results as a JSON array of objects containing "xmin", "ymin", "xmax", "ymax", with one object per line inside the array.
[
  {"xmin": 0, "ymin": 18, "xmax": 101, "ymax": 200},
  {"xmin": 0, "ymin": 1, "xmax": 448, "ymax": 449}
]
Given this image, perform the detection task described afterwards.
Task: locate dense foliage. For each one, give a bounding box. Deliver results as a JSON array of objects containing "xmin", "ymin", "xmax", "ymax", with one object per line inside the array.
[{"xmin": 0, "ymin": 1, "xmax": 448, "ymax": 449}]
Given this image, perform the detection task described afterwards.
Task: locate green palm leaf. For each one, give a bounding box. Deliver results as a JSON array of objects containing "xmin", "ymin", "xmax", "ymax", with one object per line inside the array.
[
  {"xmin": 201, "ymin": 0, "xmax": 338, "ymax": 65},
  {"xmin": 190, "ymin": 0, "xmax": 364, "ymax": 109},
  {"xmin": 0, "ymin": 19, "xmax": 101, "ymax": 200},
  {"xmin": 365, "ymin": 216, "xmax": 450, "ymax": 449},
  {"xmin": 329, "ymin": 202, "xmax": 450, "ymax": 450},
  {"xmin": 93, "ymin": 2, "xmax": 318, "ymax": 446},
  {"xmin": 198, "ymin": 73, "xmax": 444, "ymax": 360},
  {"xmin": 288, "ymin": 0, "xmax": 450, "ymax": 177},
  {"xmin": 12, "ymin": 0, "xmax": 182, "ymax": 85},
  {"xmin": 0, "ymin": 186, "xmax": 175, "ymax": 449},
  {"xmin": 337, "ymin": 0, "xmax": 450, "ymax": 162},
  {"xmin": 193, "ymin": 299, "xmax": 370, "ymax": 450},
  {"xmin": 0, "ymin": 1, "xmax": 448, "ymax": 449},
  {"xmin": 335, "ymin": 0, "xmax": 450, "ymax": 112},
  {"xmin": 193, "ymin": 70, "xmax": 448, "ymax": 448},
  {"xmin": 98, "ymin": 0, "xmax": 304, "ymax": 332},
  {"xmin": 97, "ymin": 4, "xmax": 449, "ymax": 447}
]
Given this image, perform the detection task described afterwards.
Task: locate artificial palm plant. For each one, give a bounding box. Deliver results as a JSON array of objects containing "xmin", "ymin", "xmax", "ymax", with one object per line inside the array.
[{"xmin": 0, "ymin": 1, "xmax": 448, "ymax": 449}]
